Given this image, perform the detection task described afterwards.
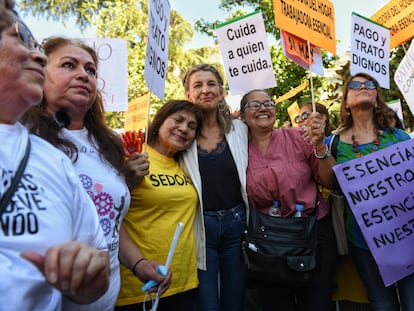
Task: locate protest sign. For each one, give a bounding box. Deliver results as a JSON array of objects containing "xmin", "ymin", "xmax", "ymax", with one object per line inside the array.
[
  {"xmin": 144, "ymin": 0, "xmax": 170, "ymax": 100},
  {"xmin": 287, "ymin": 101, "xmax": 300, "ymax": 126},
  {"xmin": 333, "ymin": 139, "xmax": 414, "ymax": 286},
  {"xmin": 387, "ymin": 99, "xmax": 404, "ymax": 126},
  {"xmin": 280, "ymin": 30, "xmax": 324, "ymax": 76},
  {"xmin": 275, "ymin": 80, "xmax": 309, "ymax": 103},
  {"xmin": 215, "ymin": 11, "xmax": 276, "ymax": 95},
  {"xmin": 350, "ymin": 13, "xmax": 390, "ymax": 89},
  {"xmin": 124, "ymin": 93, "xmax": 150, "ymax": 131},
  {"xmin": 85, "ymin": 38, "xmax": 128, "ymax": 112},
  {"xmin": 371, "ymin": 0, "xmax": 414, "ymax": 49},
  {"xmin": 394, "ymin": 39, "xmax": 414, "ymax": 116},
  {"xmin": 272, "ymin": 0, "xmax": 336, "ymax": 55}
]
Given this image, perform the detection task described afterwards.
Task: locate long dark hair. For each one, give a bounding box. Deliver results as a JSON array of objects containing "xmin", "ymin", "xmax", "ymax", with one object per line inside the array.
[
  {"xmin": 21, "ymin": 37, "xmax": 127, "ymax": 176},
  {"xmin": 339, "ymin": 72, "xmax": 393, "ymax": 131}
]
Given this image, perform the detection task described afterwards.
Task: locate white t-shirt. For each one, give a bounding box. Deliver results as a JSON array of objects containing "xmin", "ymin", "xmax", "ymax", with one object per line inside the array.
[
  {"xmin": 0, "ymin": 122, "xmax": 107, "ymax": 311},
  {"xmin": 60, "ymin": 128, "xmax": 130, "ymax": 311}
]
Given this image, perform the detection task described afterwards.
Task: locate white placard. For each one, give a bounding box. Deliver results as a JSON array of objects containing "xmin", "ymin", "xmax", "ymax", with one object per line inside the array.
[
  {"xmin": 394, "ymin": 40, "xmax": 414, "ymax": 116},
  {"xmin": 215, "ymin": 11, "xmax": 277, "ymax": 95},
  {"xmin": 144, "ymin": 0, "xmax": 171, "ymax": 101},
  {"xmin": 350, "ymin": 13, "xmax": 390, "ymax": 89},
  {"xmin": 85, "ymin": 38, "xmax": 128, "ymax": 111}
]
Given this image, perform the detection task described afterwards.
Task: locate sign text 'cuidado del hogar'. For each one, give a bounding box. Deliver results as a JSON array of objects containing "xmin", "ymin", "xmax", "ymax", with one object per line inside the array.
[{"xmin": 273, "ymin": 0, "xmax": 336, "ymax": 55}]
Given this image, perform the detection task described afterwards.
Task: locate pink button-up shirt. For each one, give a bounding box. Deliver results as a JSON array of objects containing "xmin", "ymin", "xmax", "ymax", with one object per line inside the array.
[{"xmin": 246, "ymin": 127, "xmax": 328, "ymax": 219}]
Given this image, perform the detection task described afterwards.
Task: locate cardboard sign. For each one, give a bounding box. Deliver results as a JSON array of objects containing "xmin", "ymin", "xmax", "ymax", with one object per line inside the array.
[
  {"xmin": 144, "ymin": 0, "xmax": 170, "ymax": 100},
  {"xmin": 387, "ymin": 99, "xmax": 404, "ymax": 126},
  {"xmin": 216, "ymin": 11, "xmax": 277, "ymax": 95},
  {"xmin": 280, "ymin": 30, "xmax": 324, "ymax": 76},
  {"xmin": 333, "ymin": 139, "xmax": 414, "ymax": 286},
  {"xmin": 275, "ymin": 80, "xmax": 309, "ymax": 103},
  {"xmin": 287, "ymin": 101, "xmax": 300, "ymax": 126},
  {"xmin": 84, "ymin": 38, "xmax": 128, "ymax": 112},
  {"xmin": 272, "ymin": 0, "xmax": 336, "ymax": 55},
  {"xmin": 371, "ymin": 0, "xmax": 414, "ymax": 49},
  {"xmin": 124, "ymin": 93, "xmax": 150, "ymax": 131},
  {"xmin": 350, "ymin": 13, "xmax": 390, "ymax": 89}
]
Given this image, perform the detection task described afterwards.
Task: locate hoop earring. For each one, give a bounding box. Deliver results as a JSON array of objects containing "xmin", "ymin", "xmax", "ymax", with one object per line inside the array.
[{"xmin": 218, "ymin": 102, "xmax": 225, "ymax": 111}]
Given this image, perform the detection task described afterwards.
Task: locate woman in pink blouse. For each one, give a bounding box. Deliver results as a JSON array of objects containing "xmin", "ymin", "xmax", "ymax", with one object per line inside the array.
[{"xmin": 240, "ymin": 89, "xmax": 337, "ymax": 311}]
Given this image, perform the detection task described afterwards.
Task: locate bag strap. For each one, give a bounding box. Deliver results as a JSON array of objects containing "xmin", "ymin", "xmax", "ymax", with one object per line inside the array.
[
  {"xmin": 329, "ymin": 134, "xmax": 339, "ymax": 160},
  {"xmin": 328, "ymin": 134, "xmax": 344, "ymax": 194},
  {"xmin": 0, "ymin": 139, "xmax": 31, "ymax": 215}
]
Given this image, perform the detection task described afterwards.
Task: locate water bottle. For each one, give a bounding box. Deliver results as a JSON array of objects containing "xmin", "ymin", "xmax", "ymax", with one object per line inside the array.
[
  {"xmin": 268, "ymin": 200, "xmax": 282, "ymax": 217},
  {"xmin": 294, "ymin": 204, "xmax": 304, "ymax": 217}
]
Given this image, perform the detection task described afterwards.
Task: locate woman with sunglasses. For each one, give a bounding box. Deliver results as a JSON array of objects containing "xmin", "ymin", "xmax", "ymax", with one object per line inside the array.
[
  {"xmin": 309, "ymin": 72, "xmax": 413, "ymax": 311},
  {"xmin": 296, "ymin": 101, "xmax": 335, "ymax": 146},
  {"xmin": 296, "ymin": 102, "xmax": 334, "ymax": 135},
  {"xmin": 0, "ymin": 7, "xmax": 110, "ymax": 310},
  {"xmin": 239, "ymin": 89, "xmax": 337, "ymax": 311}
]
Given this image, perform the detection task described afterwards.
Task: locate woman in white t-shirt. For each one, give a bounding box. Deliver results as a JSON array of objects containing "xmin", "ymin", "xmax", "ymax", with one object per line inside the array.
[{"xmin": 0, "ymin": 7, "xmax": 110, "ymax": 310}]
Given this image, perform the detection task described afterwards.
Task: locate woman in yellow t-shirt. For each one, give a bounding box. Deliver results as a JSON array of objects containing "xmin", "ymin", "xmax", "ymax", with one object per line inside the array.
[{"xmin": 116, "ymin": 100, "xmax": 203, "ymax": 311}]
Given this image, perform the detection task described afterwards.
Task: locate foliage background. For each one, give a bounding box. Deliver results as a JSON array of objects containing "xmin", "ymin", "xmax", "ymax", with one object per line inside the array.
[{"xmin": 18, "ymin": 0, "xmax": 414, "ymax": 131}]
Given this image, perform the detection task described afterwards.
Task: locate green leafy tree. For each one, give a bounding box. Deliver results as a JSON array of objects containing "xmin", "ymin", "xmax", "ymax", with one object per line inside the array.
[
  {"xmin": 194, "ymin": 0, "xmax": 414, "ymax": 131},
  {"xmin": 195, "ymin": 0, "xmax": 336, "ymax": 127},
  {"xmin": 19, "ymin": 0, "xmax": 413, "ymax": 130},
  {"xmin": 19, "ymin": 0, "xmax": 101, "ymax": 30},
  {"xmin": 19, "ymin": 0, "xmax": 217, "ymax": 129}
]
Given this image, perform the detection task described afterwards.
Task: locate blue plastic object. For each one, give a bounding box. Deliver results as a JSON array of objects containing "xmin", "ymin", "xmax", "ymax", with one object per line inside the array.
[{"xmin": 141, "ymin": 265, "xmax": 167, "ymax": 292}]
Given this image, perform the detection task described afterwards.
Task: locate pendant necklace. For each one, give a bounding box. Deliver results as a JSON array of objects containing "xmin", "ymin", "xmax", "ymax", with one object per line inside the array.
[{"xmin": 351, "ymin": 131, "xmax": 381, "ymax": 158}]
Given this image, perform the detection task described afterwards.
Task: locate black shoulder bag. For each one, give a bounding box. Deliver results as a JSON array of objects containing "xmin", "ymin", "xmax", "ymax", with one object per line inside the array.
[
  {"xmin": 242, "ymin": 198, "xmax": 319, "ymax": 286},
  {"xmin": 0, "ymin": 139, "xmax": 31, "ymax": 216}
]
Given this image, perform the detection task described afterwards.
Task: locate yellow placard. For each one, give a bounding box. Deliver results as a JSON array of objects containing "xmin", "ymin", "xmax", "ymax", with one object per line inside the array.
[
  {"xmin": 124, "ymin": 93, "xmax": 150, "ymax": 131},
  {"xmin": 273, "ymin": 0, "xmax": 336, "ymax": 54},
  {"xmin": 371, "ymin": 0, "xmax": 414, "ymax": 49},
  {"xmin": 287, "ymin": 101, "xmax": 301, "ymax": 126},
  {"xmin": 275, "ymin": 80, "xmax": 309, "ymax": 103}
]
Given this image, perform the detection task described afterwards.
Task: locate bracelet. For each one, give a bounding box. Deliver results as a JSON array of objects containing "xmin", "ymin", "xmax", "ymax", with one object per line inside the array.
[
  {"xmin": 132, "ymin": 257, "xmax": 146, "ymax": 276},
  {"xmin": 315, "ymin": 144, "xmax": 327, "ymax": 152},
  {"xmin": 314, "ymin": 145, "xmax": 330, "ymax": 160}
]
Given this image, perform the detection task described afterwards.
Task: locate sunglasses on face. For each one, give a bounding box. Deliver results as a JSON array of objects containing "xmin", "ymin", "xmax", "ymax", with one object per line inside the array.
[
  {"xmin": 294, "ymin": 111, "xmax": 311, "ymax": 124},
  {"xmin": 15, "ymin": 21, "xmax": 43, "ymax": 52},
  {"xmin": 245, "ymin": 100, "xmax": 275, "ymax": 111},
  {"xmin": 348, "ymin": 80, "xmax": 377, "ymax": 90}
]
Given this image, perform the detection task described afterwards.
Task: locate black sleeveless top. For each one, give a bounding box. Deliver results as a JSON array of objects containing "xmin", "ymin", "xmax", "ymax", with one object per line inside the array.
[{"xmin": 198, "ymin": 138, "xmax": 243, "ymax": 212}]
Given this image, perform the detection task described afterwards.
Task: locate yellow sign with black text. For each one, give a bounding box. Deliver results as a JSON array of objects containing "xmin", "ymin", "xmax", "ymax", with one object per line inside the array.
[
  {"xmin": 124, "ymin": 93, "xmax": 150, "ymax": 131},
  {"xmin": 371, "ymin": 0, "xmax": 414, "ymax": 49},
  {"xmin": 273, "ymin": 0, "xmax": 336, "ymax": 54}
]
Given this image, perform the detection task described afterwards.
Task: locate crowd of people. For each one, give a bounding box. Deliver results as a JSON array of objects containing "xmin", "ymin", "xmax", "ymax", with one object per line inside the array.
[{"xmin": 1, "ymin": 2, "xmax": 413, "ymax": 310}]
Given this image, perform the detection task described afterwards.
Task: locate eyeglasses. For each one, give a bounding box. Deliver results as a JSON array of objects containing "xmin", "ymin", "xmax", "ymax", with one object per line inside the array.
[
  {"xmin": 14, "ymin": 21, "xmax": 43, "ymax": 52},
  {"xmin": 348, "ymin": 80, "xmax": 377, "ymax": 90},
  {"xmin": 245, "ymin": 100, "xmax": 275, "ymax": 111},
  {"xmin": 294, "ymin": 111, "xmax": 311, "ymax": 124}
]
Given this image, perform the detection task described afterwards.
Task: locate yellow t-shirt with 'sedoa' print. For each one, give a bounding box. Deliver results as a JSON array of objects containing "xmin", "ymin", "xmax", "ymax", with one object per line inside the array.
[{"xmin": 117, "ymin": 145, "xmax": 199, "ymax": 306}]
